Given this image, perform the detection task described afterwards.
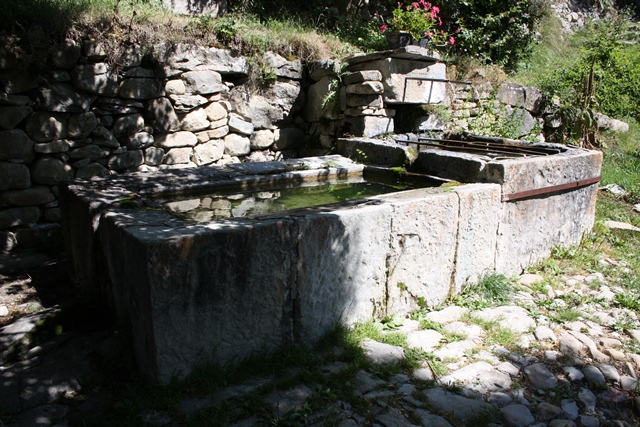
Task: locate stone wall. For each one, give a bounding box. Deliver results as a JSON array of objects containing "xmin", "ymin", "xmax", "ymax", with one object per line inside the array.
[
  {"xmin": 0, "ymin": 41, "xmax": 308, "ymax": 254},
  {"xmin": 0, "ymin": 40, "xmax": 625, "ymax": 256}
]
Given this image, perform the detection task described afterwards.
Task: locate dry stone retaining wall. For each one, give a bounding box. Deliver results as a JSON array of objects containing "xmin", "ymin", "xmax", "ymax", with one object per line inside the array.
[
  {"xmin": 0, "ymin": 41, "xmax": 310, "ymax": 253},
  {"xmin": 0, "ymin": 40, "xmax": 621, "ymax": 255}
]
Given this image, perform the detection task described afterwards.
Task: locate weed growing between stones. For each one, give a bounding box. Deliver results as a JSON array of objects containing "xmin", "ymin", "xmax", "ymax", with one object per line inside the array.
[{"xmin": 448, "ymin": 273, "xmax": 515, "ymax": 309}]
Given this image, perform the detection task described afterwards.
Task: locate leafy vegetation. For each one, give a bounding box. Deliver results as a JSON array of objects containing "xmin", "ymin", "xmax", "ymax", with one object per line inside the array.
[
  {"xmin": 514, "ymin": 12, "xmax": 640, "ymax": 146},
  {"xmin": 448, "ymin": 273, "xmax": 515, "ymax": 309}
]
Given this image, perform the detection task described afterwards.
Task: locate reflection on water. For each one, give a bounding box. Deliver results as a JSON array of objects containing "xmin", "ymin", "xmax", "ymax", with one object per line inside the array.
[{"xmin": 160, "ymin": 179, "xmax": 420, "ymax": 223}]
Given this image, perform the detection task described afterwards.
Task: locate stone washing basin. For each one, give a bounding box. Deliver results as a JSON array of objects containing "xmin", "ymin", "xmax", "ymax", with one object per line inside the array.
[{"xmin": 60, "ymin": 144, "xmax": 601, "ymax": 384}]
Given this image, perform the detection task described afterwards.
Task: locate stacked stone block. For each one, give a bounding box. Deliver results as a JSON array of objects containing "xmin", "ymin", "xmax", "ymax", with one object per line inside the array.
[{"xmin": 341, "ymin": 71, "xmax": 395, "ymax": 138}]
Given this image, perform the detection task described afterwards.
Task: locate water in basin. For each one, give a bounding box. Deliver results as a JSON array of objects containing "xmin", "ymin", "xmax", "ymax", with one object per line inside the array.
[{"xmin": 157, "ymin": 176, "xmax": 431, "ymax": 223}]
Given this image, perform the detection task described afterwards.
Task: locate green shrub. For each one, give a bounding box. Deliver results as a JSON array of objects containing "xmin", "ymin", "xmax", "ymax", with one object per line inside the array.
[
  {"xmin": 439, "ymin": 0, "xmax": 547, "ymax": 71},
  {"xmin": 535, "ymin": 16, "xmax": 640, "ymax": 123}
]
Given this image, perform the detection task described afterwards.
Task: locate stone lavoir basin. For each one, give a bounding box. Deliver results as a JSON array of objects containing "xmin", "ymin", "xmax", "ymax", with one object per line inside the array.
[{"xmin": 60, "ymin": 138, "xmax": 602, "ymax": 384}]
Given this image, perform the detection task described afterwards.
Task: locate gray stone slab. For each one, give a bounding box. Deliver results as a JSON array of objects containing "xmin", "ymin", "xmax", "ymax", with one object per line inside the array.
[
  {"xmin": 348, "ymin": 57, "xmax": 446, "ymax": 104},
  {"xmin": 423, "ymin": 387, "xmax": 489, "ymax": 420},
  {"xmin": 295, "ymin": 205, "xmax": 390, "ymax": 344},
  {"xmin": 385, "ymin": 189, "xmax": 459, "ymax": 312},
  {"xmin": 452, "ymin": 184, "xmax": 501, "ymax": 292}
]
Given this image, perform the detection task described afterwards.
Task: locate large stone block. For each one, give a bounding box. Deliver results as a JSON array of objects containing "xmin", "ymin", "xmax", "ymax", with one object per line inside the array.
[
  {"xmin": 145, "ymin": 97, "xmax": 180, "ymax": 133},
  {"xmin": 169, "ymin": 94, "xmax": 208, "ymax": 113},
  {"xmin": 112, "ymin": 114, "xmax": 145, "ymax": 139},
  {"xmin": 230, "ymin": 81, "xmax": 303, "ymax": 129},
  {"xmin": 0, "ymin": 186, "xmax": 55, "ymax": 207},
  {"xmin": 118, "ymin": 78, "xmax": 163, "ymax": 100},
  {"xmin": 145, "ymin": 147, "xmax": 165, "ymax": 166},
  {"xmin": 224, "ymin": 133, "xmax": 250, "ymax": 156},
  {"xmin": 181, "ymin": 108, "xmax": 210, "ymax": 132},
  {"xmin": 75, "ymin": 163, "xmax": 110, "ymax": 180},
  {"xmin": 193, "ymin": 140, "xmax": 223, "ymax": 165},
  {"xmin": 337, "ymin": 138, "xmax": 413, "ymax": 167},
  {"xmin": 486, "ymin": 149, "xmax": 603, "ymax": 196},
  {"xmin": 343, "ymin": 70, "xmax": 383, "ymax": 85},
  {"xmin": 417, "ymin": 149, "xmax": 487, "ymax": 182},
  {"xmin": 181, "ymin": 70, "xmax": 223, "ymax": 95},
  {"xmin": 496, "ymin": 82, "xmax": 525, "ymax": 107},
  {"xmin": 295, "ymin": 205, "xmax": 390, "ymax": 344},
  {"xmin": 0, "ymin": 106, "xmax": 32, "ymax": 130},
  {"xmin": 72, "ymin": 63, "xmax": 118, "ymax": 96},
  {"xmin": 31, "ymin": 157, "xmax": 74, "ymax": 185},
  {"xmin": 250, "ymin": 129, "xmax": 274, "ymax": 150},
  {"xmin": 125, "ymin": 132, "xmax": 154, "ymax": 150},
  {"xmin": 34, "ymin": 139, "xmax": 70, "ymax": 154},
  {"xmin": 385, "ymin": 190, "xmax": 459, "ymax": 313},
  {"xmin": 303, "ymin": 77, "xmax": 332, "ymax": 123},
  {"xmin": 204, "ymin": 102, "xmax": 227, "ymax": 122},
  {"xmin": 34, "ymin": 83, "xmax": 91, "ymax": 113},
  {"xmin": 0, "ymin": 162, "xmax": 30, "ymax": 190},
  {"xmin": 24, "ymin": 113, "xmax": 68, "ymax": 143},
  {"xmin": 92, "ymin": 127, "xmax": 120, "ymax": 149},
  {"xmin": 68, "ymin": 112, "xmax": 98, "ymax": 139},
  {"xmin": 451, "ymin": 184, "xmax": 502, "ymax": 292},
  {"xmin": 264, "ymin": 52, "xmax": 303, "ymax": 80},
  {"xmin": 69, "ymin": 144, "xmax": 111, "ymax": 161},
  {"xmin": 0, "ymin": 129, "xmax": 35, "ymax": 162},
  {"xmin": 342, "ymin": 116, "xmax": 394, "ymax": 138},
  {"xmin": 164, "ymin": 147, "xmax": 193, "ymax": 165},
  {"xmin": 495, "ymin": 184, "xmax": 597, "ymax": 275},
  {"xmin": 158, "ymin": 43, "xmax": 248, "ymax": 75},
  {"xmin": 0, "ymin": 207, "xmax": 40, "ymax": 228},
  {"xmin": 348, "ymin": 59, "xmax": 446, "ymax": 104},
  {"xmin": 108, "ymin": 150, "xmax": 144, "ymax": 170},
  {"xmin": 99, "ymin": 212, "xmax": 297, "ymax": 383},
  {"xmin": 228, "ymin": 114, "xmax": 254, "ymax": 136},
  {"xmin": 156, "ymin": 131, "xmax": 198, "ymax": 149}
]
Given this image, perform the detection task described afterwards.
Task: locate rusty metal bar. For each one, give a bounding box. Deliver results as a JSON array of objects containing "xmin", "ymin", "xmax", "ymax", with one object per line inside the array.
[{"xmin": 502, "ymin": 176, "xmax": 602, "ymax": 202}]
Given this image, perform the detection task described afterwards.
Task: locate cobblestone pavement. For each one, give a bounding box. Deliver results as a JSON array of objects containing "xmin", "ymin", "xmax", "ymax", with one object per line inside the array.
[{"xmin": 1, "ymin": 251, "xmax": 639, "ymax": 427}]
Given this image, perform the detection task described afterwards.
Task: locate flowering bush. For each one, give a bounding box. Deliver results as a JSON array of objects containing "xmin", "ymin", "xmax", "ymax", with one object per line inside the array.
[{"xmin": 381, "ymin": 1, "xmax": 455, "ymax": 46}]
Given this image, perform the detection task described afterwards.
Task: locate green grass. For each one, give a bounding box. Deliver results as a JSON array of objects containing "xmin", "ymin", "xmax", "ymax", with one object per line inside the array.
[
  {"xmin": 448, "ymin": 273, "xmax": 515, "ymax": 309},
  {"xmin": 468, "ymin": 316, "xmax": 521, "ymax": 351},
  {"xmin": 601, "ymin": 118, "xmax": 640, "ymax": 204}
]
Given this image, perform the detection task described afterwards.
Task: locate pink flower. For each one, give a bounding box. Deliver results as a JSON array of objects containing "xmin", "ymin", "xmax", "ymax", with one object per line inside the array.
[
  {"xmin": 449, "ymin": 36, "xmax": 455, "ymax": 45},
  {"xmin": 380, "ymin": 24, "xmax": 388, "ymax": 33},
  {"xmin": 456, "ymin": 27, "xmax": 461, "ymax": 33},
  {"xmin": 430, "ymin": 6, "xmax": 439, "ymax": 19},
  {"xmin": 412, "ymin": 2, "xmax": 420, "ymax": 10}
]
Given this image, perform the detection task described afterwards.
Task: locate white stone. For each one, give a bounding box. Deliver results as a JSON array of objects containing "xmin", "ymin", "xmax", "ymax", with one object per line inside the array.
[
  {"xmin": 406, "ymin": 330, "xmax": 442, "ymax": 352},
  {"xmin": 472, "ymin": 306, "xmax": 536, "ymax": 333},
  {"xmin": 535, "ymin": 325, "xmax": 557, "ymax": 341},
  {"xmin": 165, "ymin": 79, "xmax": 186, "ymax": 95},
  {"xmin": 204, "ymin": 102, "xmax": 228, "ymax": 122},
  {"xmin": 156, "ymin": 131, "xmax": 198, "ymax": 149},
  {"xmin": 424, "ymin": 306, "xmax": 469, "ymax": 324},
  {"xmin": 361, "ymin": 339, "xmax": 404, "ymax": 365},
  {"xmin": 223, "ymin": 133, "xmax": 250, "ymax": 156},
  {"xmin": 228, "ymin": 114, "xmax": 254, "ymax": 136},
  {"xmin": 193, "ymin": 140, "xmax": 223, "ymax": 166},
  {"xmin": 181, "ymin": 108, "xmax": 210, "ymax": 132}
]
